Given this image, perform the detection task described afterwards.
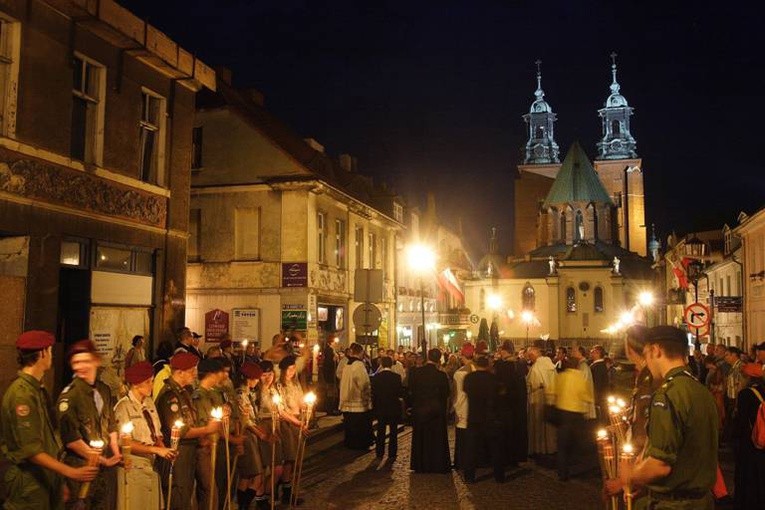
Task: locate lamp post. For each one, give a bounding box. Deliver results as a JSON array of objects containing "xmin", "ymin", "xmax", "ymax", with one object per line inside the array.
[
  {"xmin": 637, "ymin": 290, "xmax": 655, "ymax": 326},
  {"xmin": 407, "ymin": 244, "xmax": 436, "ymax": 352},
  {"xmin": 685, "ymin": 235, "xmax": 707, "ymax": 351}
]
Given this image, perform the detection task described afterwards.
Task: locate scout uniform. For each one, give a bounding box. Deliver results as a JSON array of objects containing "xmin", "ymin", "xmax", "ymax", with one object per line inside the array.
[
  {"xmin": 192, "ymin": 358, "xmax": 228, "ymax": 509},
  {"xmin": 114, "ymin": 361, "xmax": 163, "ymax": 510},
  {"xmin": 235, "ymin": 361, "xmax": 268, "ymax": 510},
  {"xmin": 0, "ymin": 331, "xmax": 63, "ymax": 510},
  {"xmin": 154, "ymin": 353, "xmax": 199, "ymax": 510},
  {"xmin": 643, "ymin": 365, "xmax": 718, "ymax": 509},
  {"xmin": 57, "ymin": 360, "xmax": 118, "ymax": 509}
]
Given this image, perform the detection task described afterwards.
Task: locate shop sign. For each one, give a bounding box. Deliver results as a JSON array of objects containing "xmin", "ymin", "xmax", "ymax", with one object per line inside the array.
[
  {"xmin": 231, "ymin": 308, "xmax": 260, "ymax": 341},
  {"xmin": 714, "ymin": 296, "xmax": 743, "ymax": 313},
  {"xmin": 282, "ymin": 262, "xmax": 308, "ymax": 287},
  {"xmin": 205, "ymin": 309, "xmax": 229, "ymax": 342},
  {"xmin": 281, "ymin": 305, "xmax": 307, "ymax": 331}
]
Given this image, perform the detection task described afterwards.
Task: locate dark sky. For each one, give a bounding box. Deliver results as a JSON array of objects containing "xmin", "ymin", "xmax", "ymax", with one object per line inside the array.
[{"xmin": 123, "ymin": 0, "xmax": 764, "ymax": 259}]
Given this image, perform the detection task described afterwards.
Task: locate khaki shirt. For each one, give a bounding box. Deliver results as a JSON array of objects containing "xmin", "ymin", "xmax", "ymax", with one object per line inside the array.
[
  {"xmin": 192, "ymin": 385, "xmax": 224, "ymax": 428},
  {"xmin": 114, "ymin": 391, "xmax": 161, "ymax": 447},
  {"xmin": 644, "ymin": 366, "xmax": 718, "ymax": 495},
  {"xmin": 56, "ymin": 376, "xmax": 117, "ymax": 459},
  {"xmin": 154, "ymin": 377, "xmax": 197, "ymax": 444}
]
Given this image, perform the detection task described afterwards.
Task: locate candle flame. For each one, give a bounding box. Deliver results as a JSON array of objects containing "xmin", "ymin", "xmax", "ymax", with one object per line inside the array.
[
  {"xmin": 89, "ymin": 439, "xmax": 105, "ymax": 449},
  {"xmin": 609, "ymin": 405, "xmax": 622, "ymax": 415},
  {"xmin": 596, "ymin": 429, "xmax": 608, "ymax": 440},
  {"xmin": 242, "ymin": 339, "xmax": 249, "ymax": 348},
  {"xmin": 607, "ymin": 395, "xmax": 616, "ymax": 405},
  {"xmin": 616, "ymin": 398, "xmax": 626, "ymax": 409},
  {"xmin": 173, "ymin": 420, "xmax": 184, "ymax": 429},
  {"xmin": 623, "ymin": 443, "xmax": 634, "ymax": 454},
  {"xmin": 304, "ymin": 392, "xmax": 317, "ymax": 405},
  {"xmin": 211, "ymin": 406, "xmax": 224, "ymax": 420},
  {"xmin": 120, "ymin": 422, "xmax": 134, "ymax": 435},
  {"xmin": 272, "ymin": 393, "xmax": 281, "ymax": 405}
]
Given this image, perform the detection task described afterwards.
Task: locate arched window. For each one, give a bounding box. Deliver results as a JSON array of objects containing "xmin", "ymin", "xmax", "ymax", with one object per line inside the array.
[
  {"xmin": 594, "ymin": 286, "xmax": 604, "ymax": 313},
  {"xmin": 480, "ymin": 288, "xmax": 486, "ymax": 311},
  {"xmin": 611, "ymin": 120, "xmax": 621, "ymax": 136},
  {"xmin": 535, "ymin": 125, "xmax": 545, "ymax": 139},
  {"xmin": 522, "ymin": 283, "xmax": 535, "ymax": 311},
  {"xmin": 591, "ymin": 204, "xmax": 599, "ymax": 240},
  {"xmin": 575, "ymin": 210, "xmax": 584, "ymax": 242},
  {"xmin": 560, "ymin": 210, "xmax": 567, "ymax": 242},
  {"xmin": 566, "ymin": 287, "xmax": 577, "ymax": 313}
]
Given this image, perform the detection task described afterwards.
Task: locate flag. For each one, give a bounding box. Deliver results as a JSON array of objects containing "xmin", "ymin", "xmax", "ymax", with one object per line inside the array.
[
  {"xmin": 668, "ymin": 257, "xmax": 689, "ymax": 290},
  {"xmin": 437, "ymin": 267, "xmax": 464, "ymax": 303}
]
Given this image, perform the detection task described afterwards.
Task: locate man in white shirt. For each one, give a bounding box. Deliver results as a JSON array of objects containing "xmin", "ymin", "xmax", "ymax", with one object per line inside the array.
[
  {"xmin": 339, "ymin": 343, "xmax": 373, "ymax": 450},
  {"xmin": 452, "ymin": 343, "xmax": 475, "ymax": 469}
]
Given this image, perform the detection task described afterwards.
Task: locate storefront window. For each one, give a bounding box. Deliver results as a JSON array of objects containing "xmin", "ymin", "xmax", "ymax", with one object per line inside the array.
[
  {"xmin": 60, "ymin": 240, "xmax": 83, "ymax": 266},
  {"xmin": 96, "ymin": 245, "xmax": 131, "ymax": 271}
]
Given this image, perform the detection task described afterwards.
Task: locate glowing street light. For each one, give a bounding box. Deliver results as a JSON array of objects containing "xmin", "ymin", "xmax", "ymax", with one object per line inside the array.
[
  {"xmin": 487, "ymin": 294, "xmax": 502, "ymax": 311},
  {"xmin": 521, "ymin": 309, "xmax": 535, "ymax": 342},
  {"xmin": 407, "ymin": 243, "xmax": 436, "ymax": 351},
  {"xmin": 618, "ymin": 310, "xmax": 634, "ymax": 328},
  {"xmin": 637, "ymin": 291, "xmax": 655, "ymax": 307}
]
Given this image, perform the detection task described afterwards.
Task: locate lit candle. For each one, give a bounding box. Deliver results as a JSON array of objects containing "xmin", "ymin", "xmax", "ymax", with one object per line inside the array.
[
  {"xmin": 242, "ymin": 339, "xmax": 249, "ymax": 364},
  {"xmin": 211, "ymin": 406, "xmax": 224, "ymax": 421},
  {"xmin": 304, "ymin": 392, "xmax": 317, "ymax": 424},
  {"xmin": 171, "ymin": 420, "xmax": 183, "ymax": 450},
  {"xmin": 79, "ymin": 440, "xmax": 105, "ymax": 499},
  {"xmin": 120, "ymin": 422, "xmax": 134, "ymax": 470}
]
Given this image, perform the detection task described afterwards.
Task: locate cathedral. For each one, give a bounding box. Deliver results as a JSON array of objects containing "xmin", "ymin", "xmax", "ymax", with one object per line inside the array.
[{"xmin": 464, "ymin": 56, "xmax": 658, "ymax": 346}]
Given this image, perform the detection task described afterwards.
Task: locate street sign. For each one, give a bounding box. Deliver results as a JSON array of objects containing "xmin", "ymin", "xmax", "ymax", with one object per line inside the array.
[
  {"xmin": 714, "ymin": 296, "xmax": 743, "ymax": 313},
  {"xmin": 683, "ymin": 302, "xmax": 710, "ymax": 329},
  {"xmin": 469, "ymin": 314, "xmax": 479, "ymax": 324},
  {"xmin": 352, "ymin": 303, "xmax": 382, "ymax": 333}
]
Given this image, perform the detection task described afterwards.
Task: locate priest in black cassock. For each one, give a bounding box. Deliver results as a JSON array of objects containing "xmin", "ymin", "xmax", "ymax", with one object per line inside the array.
[
  {"xmin": 408, "ymin": 348, "xmax": 451, "ymax": 473},
  {"xmin": 494, "ymin": 341, "xmax": 528, "ymax": 467}
]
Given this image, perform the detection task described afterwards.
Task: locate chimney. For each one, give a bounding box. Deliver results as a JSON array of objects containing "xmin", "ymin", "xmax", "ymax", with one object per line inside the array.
[
  {"xmin": 215, "ymin": 66, "xmax": 232, "ymax": 86},
  {"xmin": 304, "ymin": 138, "xmax": 325, "ymax": 153},
  {"xmin": 247, "ymin": 88, "xmax": 265, "ymax": 106},
  {"xmin": 339, "ymin": 153, "xmax": 355, "ymax": 172}
]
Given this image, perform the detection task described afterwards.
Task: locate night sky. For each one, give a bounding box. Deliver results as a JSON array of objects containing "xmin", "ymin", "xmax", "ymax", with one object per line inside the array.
[{"xmin": 124, "ymin": 1, "xmax": 765, "ymax": 260}]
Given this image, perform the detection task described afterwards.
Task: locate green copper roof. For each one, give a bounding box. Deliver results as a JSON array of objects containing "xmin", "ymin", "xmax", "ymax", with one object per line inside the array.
[{"xmin": 543, "ymin": 141, "xmax": 613, "ymax": 207}]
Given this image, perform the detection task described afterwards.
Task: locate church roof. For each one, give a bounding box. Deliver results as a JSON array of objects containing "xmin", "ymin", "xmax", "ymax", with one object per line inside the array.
[{"xmin": 543, "ymin": 142, "xmax": 613, "ymax": 207}]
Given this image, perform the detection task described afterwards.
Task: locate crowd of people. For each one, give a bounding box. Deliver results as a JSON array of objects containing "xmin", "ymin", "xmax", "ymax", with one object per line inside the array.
[{"xmin": 2, "ymin": 324, "xmax": 764, "ymax": 509}]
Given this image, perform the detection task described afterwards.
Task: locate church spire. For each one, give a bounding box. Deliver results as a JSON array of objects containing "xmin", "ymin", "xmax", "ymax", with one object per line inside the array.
[
  {"xmin": 597, "ymin": 52, "xmax": 637, "ymax": 160},
  {"xmin": 523, "ymin": 59, "xmax": 560, "ymax": 164}
]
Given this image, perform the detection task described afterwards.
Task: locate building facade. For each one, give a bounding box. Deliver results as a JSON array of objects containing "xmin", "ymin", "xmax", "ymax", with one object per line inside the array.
[
  {"xmin": 0, "ymin": 0, "xmax": 214, "ymax": 390},
  {"xmin": 186, "ymin": 76, "xmax": 401, "ymax": 352},
  {"xmin": 734, "ymin": 207, "xmax": 765, "ymax": 347}
]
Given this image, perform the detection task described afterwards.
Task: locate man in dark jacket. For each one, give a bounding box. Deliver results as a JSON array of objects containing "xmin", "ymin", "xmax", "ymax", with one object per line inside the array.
[
  {"xmin": 408, "ymin": 349, "xmax": 451, "ymax": 473},
  {"xmin": 371, "ymin": 356, "xmax": 403, "ymax": 458},
  {"xmin": 463, "ymin": 355, "xmax": 505, "ymax": 483},
  {"xmin": 589, "ymin": 345, "xmax": 610, "ymax": 421}
]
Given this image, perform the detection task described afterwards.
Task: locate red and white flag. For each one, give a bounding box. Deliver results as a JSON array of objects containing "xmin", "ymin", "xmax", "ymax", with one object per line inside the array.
[{"xmin": 438, "ymin": 267, "xmax": 464, "ymax": 303}]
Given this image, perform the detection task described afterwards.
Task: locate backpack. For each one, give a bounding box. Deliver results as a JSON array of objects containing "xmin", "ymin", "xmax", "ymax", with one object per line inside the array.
[{"xmin": 750, "ymin": 387, "xmax": 765, "ymax": 449}]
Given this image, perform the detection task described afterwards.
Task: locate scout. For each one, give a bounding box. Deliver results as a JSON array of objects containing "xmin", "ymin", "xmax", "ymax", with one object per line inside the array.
[
  {"xmin": 155, "ymin": 352, "xmax": 218, "ymax": 510},
  {"xmin": 0, "ymin": 331, "xmax": 98, "ymax": 510},
  {"xmin": 606, "ymin": 325, "xmax": 718, "ymax": 509},
  {"xmin": 114, "ymin": 360, "xmax": 177, "ymax": 509},
  {"xmin": 57, "ymin": 340, "xmax": 122, "ymax": 510}
]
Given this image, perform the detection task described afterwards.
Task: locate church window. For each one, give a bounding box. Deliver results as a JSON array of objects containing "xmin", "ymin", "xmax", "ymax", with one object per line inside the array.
[
  {"xmin": 594, "ymin": 286, "xmax": 604, "ymax": 313},
  {"xmin": 560, "ymin": 211, "xmax": 567, "ymax": 242},
  {"xmin": 535, "ymin": 126, "xmax": 545, "ymax": 139},
  {"xmin": 611, "ymin": 120, "xmax": 621, "ymax": 136},
  {"xmin": 566, "ymin": 287, "xmax": 577, "ymax": 313},
  {"xmin": 522, "ymin": 283, "xmax": 535, "ymax": 311},
  {"xmin": 575, "ymin": 210, "xmax": 584, "ymax": 242}
]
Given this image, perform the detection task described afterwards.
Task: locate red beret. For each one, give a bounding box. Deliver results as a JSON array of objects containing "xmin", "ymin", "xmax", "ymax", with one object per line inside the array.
[
  {"xmin": 460, "ymin": 343, "xmax": 475, "ymax": 358},
  {"xmin": 16, "ymin": 330, "xmax": 55, "ymax": 350},
  {"xmin": 170, "ymin": 352, "xmax": 199, "ymax": 370},
  {"xmin": 67, "ymin": 339, "xmax": 98, "ymax": 359},
  {"xmin": 240, "ymin": 361, "xmax": 263, "ymax": 380},
  {"xmin": 220, "ymin": 340, "xmax": 233, "ymax": 349},
  {"xmin": 743, "ymin": 363, "xmax": 763, "ymax": 379},
  {"xmin": 125, "ymin": 361, "xmax": 153, "ymax": 385}
]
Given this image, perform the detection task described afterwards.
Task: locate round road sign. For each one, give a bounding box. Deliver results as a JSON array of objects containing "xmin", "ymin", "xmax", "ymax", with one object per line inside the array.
[
  {"xmin": 683, "ymin": 302, "xmax": 710, "ymax": 329},
  {"xmin": 352, "ymin": 303, "xmax": 382, "ymax": 333}
]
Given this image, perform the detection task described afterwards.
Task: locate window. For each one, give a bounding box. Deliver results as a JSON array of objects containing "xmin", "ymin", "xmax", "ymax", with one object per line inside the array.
[
  {"xmin": 317, "ymin": 212, "xmax": 326, "ymax": 264},
  {"xmin": 535, "ymin": 125, "xmax": 545, "ymax": 139},
  {"xmin": 368, "ymin": 232, "xmax": 377, "ymax": 269},
  {"xmin": 71, "ymin": 54, "xmax": 105, "ymax": 164},
  {"xmin": 60, "ymin": 240, "xmax": 85, "ymax": 267},
  {"xmin": 95, "ymin": 243, "xmax": 153, "ymax": 275},
  {"xmin": 139, "ymin": 90, "xmax": 166, "ymax": 185},
  {"xmin": 381, "ymin": 235, "xmax": 388, "ymax": 279},
  {"xmin": 0, "ymin": 16, "xmax": 19, "ymax": 137},
  {"xmin": 611, "ymin": 120, "xmax": 621, "ymax": 136},
  {"xmin": 191, "ymin": 126, "xmax": 203, "ymax": 169},
  {"xmin": 188, "ymin": 209, "xmax": 201, "ymax": 260},
  {"xmin": 393, "ymin": 203, "xmax": 404, "ymax": 223},
  {"xmin": 335, "ymin": 219, "xmax": 346, "ymax": 268},
  {"xmin": 594, "ymin": 286, "xmax": 604, "ymax": 313},
  {"xmin": 235, "ymin": 208, "xmax": 260, "ymax": 260},
  {"xmin": 566, "ymin": 287, "xmax": 577, "ymax": 313},
  {"xmin": 355, "ymin": 227, "xmax": 364, "ymax": 268},
  {"xmin": 560, "ymin": 210, "xmax": 566, "ymax": 242},
  {"xmin": 575, "ymin": 210, "xmax": 584, "ymax": 242},
  {"xmin": 522, "ymin": 283, "xmax": 535, "ymax": 311},
  {"xmin": 726, "ymin": 275, "xmax": 731, "ymax": 297}
]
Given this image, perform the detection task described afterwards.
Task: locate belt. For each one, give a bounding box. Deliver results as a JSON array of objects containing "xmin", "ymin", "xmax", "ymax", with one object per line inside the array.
[{"xmin": 649, "ymin": 490, "xmax": 708, "ymax": 501}]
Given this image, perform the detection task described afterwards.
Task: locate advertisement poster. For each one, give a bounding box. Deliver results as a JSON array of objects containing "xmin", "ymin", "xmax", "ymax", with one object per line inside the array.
[
  {"xmin": 231, "ymin": 308, "xmax": 260, "ymax": 341},
  {"xmin": 205, "ymin": 309, "xmax": 230, "ymax": 342},
  {"xmin": 281, "ymin": 304, "xmax": 307, "ymax": 331},
  {"xmin": 89, "ymin": 306, "xmax": 150, "ymax": 378},
  {"xmin": 282, "ymin": 262, "xmax": 308, "ymax": 287}
]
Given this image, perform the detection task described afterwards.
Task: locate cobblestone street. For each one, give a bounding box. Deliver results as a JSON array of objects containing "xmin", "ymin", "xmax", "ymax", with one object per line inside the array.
[{"xmin": 299, "ymin": 427, "xmax": 605, "ymax": 509}]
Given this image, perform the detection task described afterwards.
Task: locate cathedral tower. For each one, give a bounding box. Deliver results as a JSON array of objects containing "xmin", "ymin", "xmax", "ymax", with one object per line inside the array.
[
  {"xmin": 523, "ymin": 60, "xmax": 560, "ymax": 164},
  {"xmin": 597, "ymin": 53, "xmax": 637, "ymax": 159}
]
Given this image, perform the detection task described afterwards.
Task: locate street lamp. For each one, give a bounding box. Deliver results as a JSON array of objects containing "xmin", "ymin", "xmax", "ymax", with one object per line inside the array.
[
  {"xmin": 684, "ymin": 235, "xmax": 707, "ymax": 349},
  {"xmin": 637, "ymin": 291, "xmax": 654, "ymax": 307},
  {"xmin": 407, "ymin": 244, "xmax": 436, "ymax": 351},
  {"xmin": 521, "ymin": 310, "xmax": 534, "ymax": 342}
]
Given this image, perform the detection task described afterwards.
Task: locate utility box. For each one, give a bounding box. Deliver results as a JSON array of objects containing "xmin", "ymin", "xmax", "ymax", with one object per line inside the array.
[{"xmin": 354, "ymin": 269, "xmax": 383, "ymax": 303}]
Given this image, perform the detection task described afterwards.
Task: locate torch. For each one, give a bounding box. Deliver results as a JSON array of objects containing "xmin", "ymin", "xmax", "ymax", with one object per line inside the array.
[
  {"xmin": 209, "ymin": 406, "xmax": 224, "ymax": 510},
  {"xmin": 270, "ymin": 393, "xmax": 281, "ymax": 510},
  {"xmin": 620, "ymin": 443, "xmax": 636, "ymax": 510},
  {"xmin": 77, "ymin": 439, "xmax": 104, "ymax": 501},
  {"xmin": 242, "ymin": 339, "xmax": 249, "ymax": 365},
  {"xmin": 596, "ymin": 429, "xmax": 619, "ymax": 510},
  {"xmin": 166, "ymin": 420, "xmax": 183, "ymax": 510},
  {"xmin": 291, "ymin": 392, "xmax": 316, "ymax": 509},
  {"xmin": 121, "ymin": 423, "xmax": 134, "ymax": 510},
  {"xmin": 222, "ymin": 407, "xmax": 232, "ymax": 510}
]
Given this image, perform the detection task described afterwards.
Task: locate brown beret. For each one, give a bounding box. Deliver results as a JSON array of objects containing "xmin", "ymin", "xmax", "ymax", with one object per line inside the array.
[
  {"xmin": 460, "ymin": 343, "xmax": 475, "ymax": 358},
  {"xmin": 125, "ymin": 361, "xmax": 153, "ymax": 385},
  {"xmin": 16, "ymin": 330, "xmax": 55, "ymax": 350},
  {"xmin": 170, "ymin": 352, "xmax": 199, "ymax": 370},
  {"xmin": 240, "ymin": 361, "xmax": 263, "ymax": 380},
  {"xmin": 67, "ymin": 339, "xmax": 98, "ymax": 359}
]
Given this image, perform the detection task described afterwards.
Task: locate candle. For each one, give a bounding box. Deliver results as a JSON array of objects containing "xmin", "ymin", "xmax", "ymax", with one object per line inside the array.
[
  {"xmin": 78, "ymin": 440, "xmax": 104, "ymax": 499},
  {"xmin": 304, "ymin": 391, "xmax": 317, "ymax": 424},
  {"xmin": 120, "ymin": 422, "xmax": 134, "ymax": 470},
  {"xmin": 171, "ymin": 420, "xmax": 183, "ymax": 450},
  {"xmin": 242, "ymin": 339, "xmax": 249, "ymax": 364},
  {"xmin": 211, "ymin": 406, "xmax": 224, "ymax": 421}
]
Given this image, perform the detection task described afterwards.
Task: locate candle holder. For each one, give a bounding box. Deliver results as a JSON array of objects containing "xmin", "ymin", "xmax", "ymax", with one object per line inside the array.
[
  {"xmin": 121, "ymin": 423, "xmax": 134, "ymax": 510},
  {"xmin": 595, "ymin": 429, "xmax": 619, "ymax": 510},
  {"xmin": 620, "ymin": 443, "xmax": 636, "ymax": 510},
  {"xmin": 78, "ymin": 439, "xmax": 104, "ymax": 501},
  {"xmin": 291, "ymin": 392, "xmax": 316, "ymax": 508},
  {"xmin": 166, "ymin": 420, "xmax": 183, "ymax": 510},
  {"xmin": 222, "ymin": 411, "xmax": 231, "ymax": 510},
  {"xmin": 209, "ymin": 406, "xmax": 223, "ymax": 510}
]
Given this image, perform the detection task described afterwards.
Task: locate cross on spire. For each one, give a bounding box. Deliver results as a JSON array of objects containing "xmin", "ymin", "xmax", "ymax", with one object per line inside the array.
[{"xmin": 534, "ymin": 59, "xmax": 543, "ymax": 96}]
